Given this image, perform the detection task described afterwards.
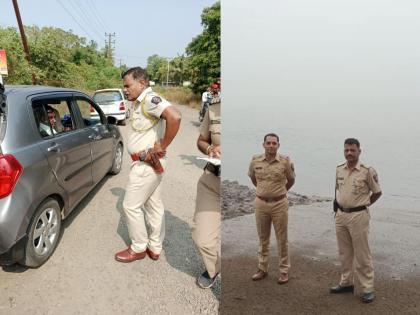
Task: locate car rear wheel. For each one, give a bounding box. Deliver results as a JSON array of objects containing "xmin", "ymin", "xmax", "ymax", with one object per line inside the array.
[
  {"xmin": 120, "ymin": 119, "xmax": 126, "ymax": 126},
  {"xmin": 109, "ymin": 142, "xmax": 123, "ymax": 175},
  {"xmin": 21, "ymin": 198, "xmax": 62, "ymax": 268}
]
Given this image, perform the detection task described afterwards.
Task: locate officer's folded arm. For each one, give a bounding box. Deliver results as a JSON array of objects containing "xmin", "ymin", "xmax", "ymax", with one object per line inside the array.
[
  {"xmin": 370, "ymin": 191, "xmax": 382, "ymax": 205},
  {"xmin": 286, "ymin": 177, "xmax": 295, "ymax": 191},
  {"xmin": 159, "ymin": 106, "xmax": 181, "ymax": 151}
]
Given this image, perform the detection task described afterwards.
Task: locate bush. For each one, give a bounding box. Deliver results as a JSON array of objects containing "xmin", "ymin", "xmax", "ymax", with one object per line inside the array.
[{"xmin": 154, "ymin": 85, "xmax": 201, "ymax": 109}]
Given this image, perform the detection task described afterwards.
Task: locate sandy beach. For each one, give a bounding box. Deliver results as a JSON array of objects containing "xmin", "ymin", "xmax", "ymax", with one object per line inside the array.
[{"xmin": 221, "ymin": 180, "xmax": 420, "ymax": 314}]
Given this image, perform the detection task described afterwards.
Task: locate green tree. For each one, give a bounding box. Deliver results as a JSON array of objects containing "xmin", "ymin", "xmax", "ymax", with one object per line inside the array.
[{"xmin": 185, "ymin": 1, "xmax": 220, "ymax": 93}]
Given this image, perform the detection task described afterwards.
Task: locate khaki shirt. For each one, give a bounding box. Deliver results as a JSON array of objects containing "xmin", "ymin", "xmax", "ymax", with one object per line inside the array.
[
  {"xmin": 336, "ymin": 161, "xmax": 381, "ymax": 209},
  {"xmin": 200, "ymin": 102, "xmax": 220, "ymax": 146},
  {"xmin": 248, "ymin": 154, "xmax": 295, "ymax": 198},
  {"xmin": 127, "ymin": 87, "xmax": 171, "ymax": 155}
]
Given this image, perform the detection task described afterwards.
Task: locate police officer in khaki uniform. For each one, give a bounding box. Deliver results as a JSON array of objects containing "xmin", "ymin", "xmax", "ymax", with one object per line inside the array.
[
  {"xmin": 330, "ymin": 138, "xmax": 382, "ymax": 303},
  {"xmin": 248, "ymin": 133, "xmax": 295, "ymax": 284},
  {"xmin": 115, "ymin": 67, "xmax": 181, "ymax": 263},
  {"xmin": 192, "ymin": 93, "xmax": 221, "ymax": 289}
]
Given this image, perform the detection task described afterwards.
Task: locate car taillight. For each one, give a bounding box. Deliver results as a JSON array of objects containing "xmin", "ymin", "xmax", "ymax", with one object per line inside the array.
[
  {"xmin": 119, "ymin": 102, "xmax": 125, "ymax": 111},
  {"xmin": 0, "ymin": 154, "xmax": 23, "ymax": 199},
  {"xmin": 90, "ymin": 106, "xmax": 95, "ymax": 113}
]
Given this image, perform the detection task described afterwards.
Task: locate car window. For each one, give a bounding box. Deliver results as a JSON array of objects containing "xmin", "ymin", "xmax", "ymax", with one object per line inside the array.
[
  {"xmin": 93, "ymin": 91, "xmax": 122, "ymax": 104},
  {"xmin": 32, "ymin": 99, "xmax": 76, "ymax": 138},
  {"xmin": 75, "ymin": 98, "xmax": 104, "ymax": 127}
]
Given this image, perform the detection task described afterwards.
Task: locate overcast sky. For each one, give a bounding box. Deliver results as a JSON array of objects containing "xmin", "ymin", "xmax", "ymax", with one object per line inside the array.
[
  {"xmin": 0, "ymin": 0, "xmax": 215, "ymax": 67},
  {"xmin": 222, "ymin": 0, "xmax": 420, "ymax": 110}
]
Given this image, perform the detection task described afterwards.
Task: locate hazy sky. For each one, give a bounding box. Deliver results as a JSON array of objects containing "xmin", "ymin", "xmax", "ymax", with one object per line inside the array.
[
  {"xmin": 0, "ymin": 0, "xmax": 216, "ymax": 67},
  {"xmin": 223, "ymin": 0, "xmax": 420, "ymax": 109}
]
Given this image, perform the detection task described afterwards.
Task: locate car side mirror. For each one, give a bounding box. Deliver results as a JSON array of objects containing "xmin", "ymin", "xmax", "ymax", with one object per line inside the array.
[{"xmin": 107, "ymin": 116, "xmax": 117, "ymax": 125}]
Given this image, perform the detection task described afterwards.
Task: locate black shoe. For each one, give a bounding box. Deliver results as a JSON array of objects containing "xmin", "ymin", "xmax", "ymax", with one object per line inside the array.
[
  {"xmin": 197, "ymin": 271, "xmax": 219, "ymax": 289},
  {"xmin": 361, "ymin": 292, "xmax": 375, "ymax": 303},
  {"xmin": 330, "ymin": 284, "xmax": 354, "ymax": 294}
]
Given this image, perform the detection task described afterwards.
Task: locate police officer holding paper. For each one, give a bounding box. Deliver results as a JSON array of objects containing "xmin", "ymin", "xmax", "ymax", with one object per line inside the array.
[{"xmin": 192, "ymin": 92, "xmax": 221, "ymax": 289}]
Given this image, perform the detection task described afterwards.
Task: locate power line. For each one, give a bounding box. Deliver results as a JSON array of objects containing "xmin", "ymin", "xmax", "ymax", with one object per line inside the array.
[
  {"xmin": 85, "ymin": 0, "xmax": 108, "ymax": 33},
  {"xmin": 67, "ymin": 0, "xmax": 104, "ymax": 42},
  {"xmin": 78, "ymin": 0, "xmax": 107, "ymax": 34},
  {"xmin": 87, "ymin": 0, "xmax": 110, "ymax": 32},
  {"xmin": 56, "ymin": 0, "xmax": 97, "ymax": 42}
]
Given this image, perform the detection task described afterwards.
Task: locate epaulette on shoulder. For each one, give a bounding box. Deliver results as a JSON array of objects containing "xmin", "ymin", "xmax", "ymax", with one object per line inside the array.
[
  {"xmin": 279, "ymin": 154, "xmax": 290, "ymax": 161},
  {"xmin": 337, "ymin": 162, "xmax": 346, "ymax": 168},
  {"xmin": 252, "ymin": 154, "xmax": 263, "ymax": 160},
  {"xmin": 360, "ymin": 163, "xmax": 370, "ymax": 170}
]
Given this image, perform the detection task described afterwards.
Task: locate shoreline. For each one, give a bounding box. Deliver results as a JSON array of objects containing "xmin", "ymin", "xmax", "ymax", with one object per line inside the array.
[{"xmin": 221, "ymin": 180, "xmax": 332, "ymax": 220}]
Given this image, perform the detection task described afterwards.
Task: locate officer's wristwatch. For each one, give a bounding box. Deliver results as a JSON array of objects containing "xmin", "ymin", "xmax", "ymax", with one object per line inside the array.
[{"xmin": 139, "ymin": 151, "xmax": 146, "ymax": 162}]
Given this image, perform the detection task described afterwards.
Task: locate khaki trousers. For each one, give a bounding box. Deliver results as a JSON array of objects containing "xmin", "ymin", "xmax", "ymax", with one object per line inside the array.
[
  {"xmin": 255, "ymin": 197, "xmax": 290, "ymax": 274},
  {"xmin": 335, "ymin": 209, "xmax": 374, "ymax": 293},
  {"xmin": 123, "ymin": 162, "xmax": 165, "ymax": 254},
  {"xmin": 192, "ymin": 171, "xmax": 221, "ymax": 278}
]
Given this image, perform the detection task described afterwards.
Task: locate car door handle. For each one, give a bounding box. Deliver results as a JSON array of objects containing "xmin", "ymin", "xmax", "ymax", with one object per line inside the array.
[
  {"xmin": 89, "ymin": 134, "xmax": 103, "ymax": 140},
  {"xmin": 47, "ymin": 143, "xmax": 61, "ymax": 152}
]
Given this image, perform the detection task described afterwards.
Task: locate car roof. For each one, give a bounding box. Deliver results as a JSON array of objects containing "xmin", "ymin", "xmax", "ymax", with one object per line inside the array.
[
  {"xmin": 4, "ymin": 85, "xmax": 83, "ymax": 97},
  {"xmin": 93, "ymin": 89, "xmax": 122, "ymax": 94}
]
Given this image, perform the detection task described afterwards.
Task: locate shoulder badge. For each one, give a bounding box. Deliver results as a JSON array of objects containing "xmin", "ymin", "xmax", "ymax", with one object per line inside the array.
[
  {"xmin": 369, "ymin": 167, "xmax": 379, "ymax": 183},
  {"xmin": 151, "ymin": 96, "xmax": 162, "ymax": 105},
  {"xmin": 337, "ymin": 162, "xmax": 346, "ymax": 168}
]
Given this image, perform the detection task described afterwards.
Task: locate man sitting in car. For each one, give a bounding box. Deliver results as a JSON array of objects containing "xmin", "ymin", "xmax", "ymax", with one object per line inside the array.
[{"xmin": 39, "ymin": 105, "xmax": 64, "ymax": 136}]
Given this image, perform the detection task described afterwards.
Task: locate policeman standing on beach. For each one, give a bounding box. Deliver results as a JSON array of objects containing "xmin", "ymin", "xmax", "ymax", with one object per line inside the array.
[
  {"xmin": 248, "ymin": 133, "xmax": 295, "ymax": 284},
  {"xmin": 115, "ymin": 67, "xmax": 181, "ymax": 263},
  {"xmin": 192, "ymin": 91, "xmax": 221, "ymax": 289},
  {"xmin": 330, "ymin": 138, "xmax": 382, "ymax": 303}
]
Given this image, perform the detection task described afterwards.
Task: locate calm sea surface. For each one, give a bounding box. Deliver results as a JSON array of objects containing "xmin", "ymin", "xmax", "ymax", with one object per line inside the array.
[{"xmin": 222, "ymin": 101, "xmax": 420, "ymax": 212}]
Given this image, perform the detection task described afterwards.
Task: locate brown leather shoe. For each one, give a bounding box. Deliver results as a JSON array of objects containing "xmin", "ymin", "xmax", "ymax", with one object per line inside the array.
[
  {"xmin": 115, "ymin": 247, "xmax": 146, "ymax": 263},
  {"xmin": 252, "ymin": 269, "xmax": 268, "ymax": 281},
  {"xmin": 146, "ymin": 248, "xmax": 160, "ymax": 260},
  {"xmin": 278, "ymin": 272, "xmax": 289, "ymax": 284}
]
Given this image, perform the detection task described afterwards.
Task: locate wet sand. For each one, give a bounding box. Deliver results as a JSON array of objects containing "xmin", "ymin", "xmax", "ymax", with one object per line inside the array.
[{"xmin": 222, "ymin": 181, "xmax": 420, "ymax": 314}]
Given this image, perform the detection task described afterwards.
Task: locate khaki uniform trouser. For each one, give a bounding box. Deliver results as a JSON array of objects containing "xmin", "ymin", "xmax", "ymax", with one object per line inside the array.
[
  {"xmin": 192, "ymin": 171, "xmax": 221, "ymax": 278},
  {"xmin": 123, "ymin": 162, "xmax": 165, "ymax": 254},
  {"xmin": 255, "ymin": 197, "xmax": 290, "ymax": 274},
  {"xmin": 335, "ymin": 209, "xmax": 374, "ymax": 293}
]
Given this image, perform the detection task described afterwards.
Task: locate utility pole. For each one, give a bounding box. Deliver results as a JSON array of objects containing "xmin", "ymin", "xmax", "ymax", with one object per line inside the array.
[
  {"xmin": 166, "ymin": 58, "xmax": 170, "ymax": 87},
  {"xmin": 12, "ymin": 0, "xmax": 36, "ymax": 84},
  {"xmin": 105, "ymin": 32, "xmax": 115, "ymax": 60}
]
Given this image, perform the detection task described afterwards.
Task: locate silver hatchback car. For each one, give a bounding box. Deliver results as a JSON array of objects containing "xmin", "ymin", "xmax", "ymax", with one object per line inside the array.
[{"xmin": 0, "ymin": 85, "xmax": 124, "ymax": 267}]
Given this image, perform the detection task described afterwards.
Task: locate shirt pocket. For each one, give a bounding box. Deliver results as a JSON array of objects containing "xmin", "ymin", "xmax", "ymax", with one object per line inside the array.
[
  {"xmin": 254, "ymin": 166, "xmax": 265, "ymax": 180},
  {"xmin": 269, "ymin": 166, "xmax": 285, "ymax": 182},
  {"xmin": 352, "ymin": 178, "xmax": 368, "ymax": 194}
]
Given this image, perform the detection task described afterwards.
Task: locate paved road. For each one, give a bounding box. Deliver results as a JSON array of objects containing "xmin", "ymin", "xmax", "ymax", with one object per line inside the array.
[{"xmin": 0, "ymin": 105, "xmax": 219, "ymax": 315}]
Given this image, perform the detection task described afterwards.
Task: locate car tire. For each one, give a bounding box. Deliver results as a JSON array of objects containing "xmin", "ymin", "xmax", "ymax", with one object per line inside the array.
[
  {"xmin": 109, "ymin": 142, "xmax": 123, "ymax": 175},
  {"xmin": 120, "ymin": 119, "xmax": 126, "ymax": 126},
  {"xmin": 21, "ymin": 198, "xmax": 62, "ymax": 268}
]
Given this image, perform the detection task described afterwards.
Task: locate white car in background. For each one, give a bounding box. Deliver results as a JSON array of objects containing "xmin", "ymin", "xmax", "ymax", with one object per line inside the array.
[{"xmin": 92, "ymin": 89, "xmax": 130, "ymax": 125}]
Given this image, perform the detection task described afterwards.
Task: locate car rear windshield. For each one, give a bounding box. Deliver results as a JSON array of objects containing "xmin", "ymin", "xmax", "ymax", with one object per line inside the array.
[{"xmin": 93, "ymin": 91, "xmax": 122, "ymax": 104}]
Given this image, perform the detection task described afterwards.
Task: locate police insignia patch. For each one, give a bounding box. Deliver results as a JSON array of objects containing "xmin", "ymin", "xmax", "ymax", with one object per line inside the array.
[
  {"xmin": 151, "ymin": 96, "xmax": 162, "ymax": 104},
  {"xmin": 373, "ymin": 174, "xmax": 378, "ymax": 183},
  {"xmin": 291, "ymin": 163, "xmax": 295, "ymax": 171}
]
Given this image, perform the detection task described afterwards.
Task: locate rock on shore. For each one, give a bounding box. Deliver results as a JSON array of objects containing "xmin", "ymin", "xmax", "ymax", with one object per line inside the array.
[{"xmin": 221, "ymin": 180, "xmax": 332, "ymax": 220}]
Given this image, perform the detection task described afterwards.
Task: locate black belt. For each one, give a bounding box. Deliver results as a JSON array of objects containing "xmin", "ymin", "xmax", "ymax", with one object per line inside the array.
[
  {"xmin": 257, "ymin": 194, "xmax": 287, "ymax": 203},
  {"xmin": 204, "ymin": 163, "xmax": 221, "ymax": 177},
  {"xmin": 337, "ymin": 204, "xmax": 368, "ymax": 213}
]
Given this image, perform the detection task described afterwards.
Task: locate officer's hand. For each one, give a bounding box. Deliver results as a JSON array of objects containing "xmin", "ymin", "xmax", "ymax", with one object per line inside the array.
[
  {"xmin": 153, "ymin": 141, "xmax": 166, "ymax": 158},
  {"xmin": 209, "ymin": 145, "xmax": 221, "ymax": 159}
]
